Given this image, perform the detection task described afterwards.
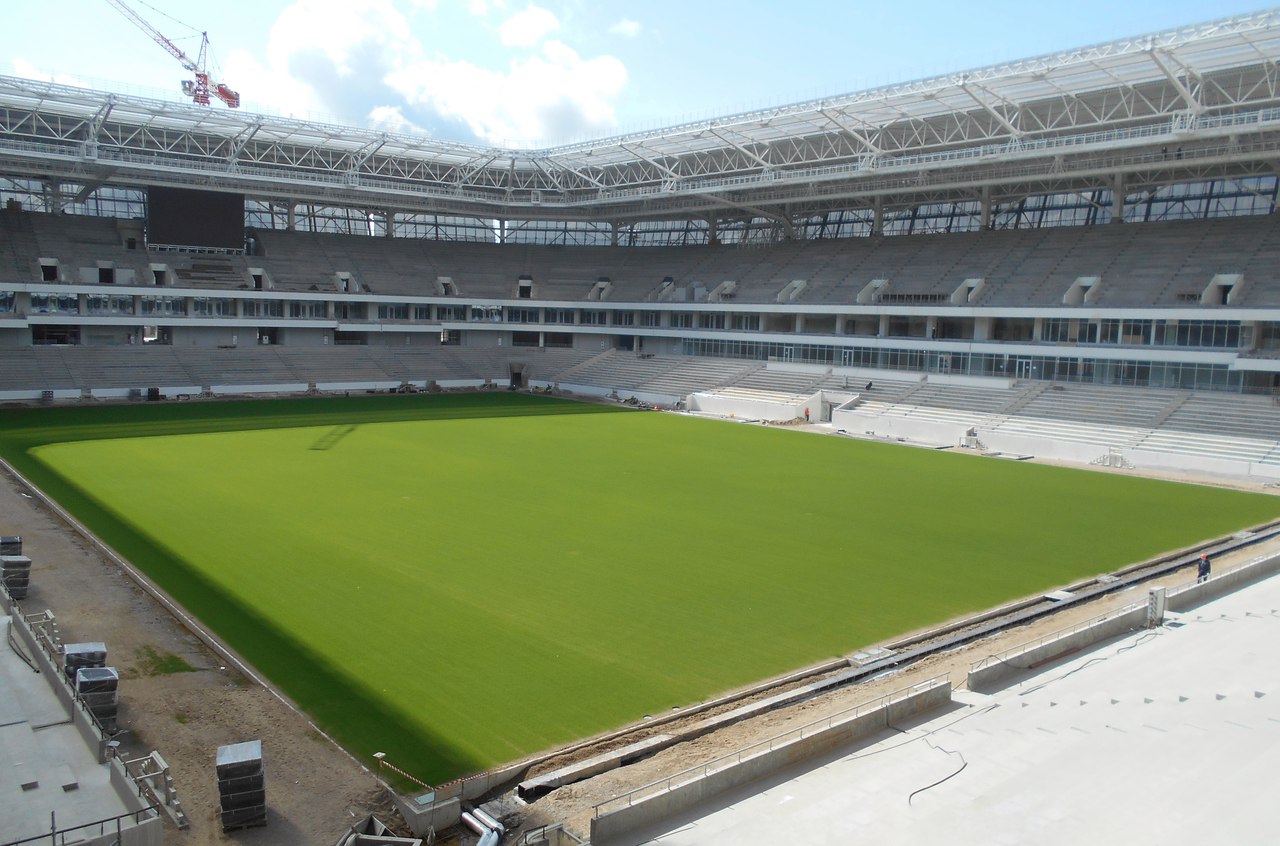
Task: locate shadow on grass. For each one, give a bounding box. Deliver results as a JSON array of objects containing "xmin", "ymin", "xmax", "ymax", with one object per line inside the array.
[
  {"xmin": 0, "ymin": 391, "xmax": 630, "ymax": 448},
  {"xmin": 2, "ymin": 448, "xmax": 484, "ymax": 785}
]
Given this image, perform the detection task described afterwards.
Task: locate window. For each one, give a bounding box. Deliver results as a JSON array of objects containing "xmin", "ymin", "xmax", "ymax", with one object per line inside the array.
[
  {"xmin": 436, "ymin": 305, "xmax": 466, "ymax": 321},
  {"xmin": 413, "ymin": 305, "xmax": 432, "ymax": 320},
  {"xmin": 0, "ymin": 292, "xmax": 14, "ymax": 313},
  {"xmin": 670, "ymin": 312, "xmax": 693, "ymax": 329},
  {"xmin": 242, "ymin": 299, "xmax": 284, "ymax": 318},
  {"xmin": 139, "ymin": 296, "xmax": 185, "ymax": 316},
  {"xmin": 639, "ymin": 311, "xmax": 661, "ymax": 327},
  {"xmin": 191, "ymin": 297, "xmax": 234, "ymax": 317},
  {"xmin": 377, "ymin": 304, "xmax": 410, "ymax": 320},
  {"xmin": 506, "ymin": 307, "xmax": 540, "ymax": 324},
  {"xmin": 579, "ymin": 309, "xmax": 607, "ymax": 325},
  {"xmin": 1170, "ymin": 320, "xmax": 1240, "ymax": 348},
  {"xmin": 31, "ymin": 293, "xmax": 80, "ymax": 314},
  {"xmin": 611, "ymin": 311, "xmax": 634, "ymax": 326},
  {"xmin": 289, "ymin": 300, "xmax": 328, "ymax": 319}
]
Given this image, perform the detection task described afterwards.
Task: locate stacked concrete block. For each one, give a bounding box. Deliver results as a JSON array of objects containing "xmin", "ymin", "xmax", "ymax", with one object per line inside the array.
[
  {"xmin": 2, "ymin": 555, "xmax": 31, "ymax": 599},
  {"xmin": 75, "ymin": 666, "xmax": 120, "ymax": 732},
  {"xmin": 63, "ymin": 642, "xmax": 107, "ymax": 682},
  {"xmin": 216, "ymin": 740, "xmax": 267, "ymax": 831},
  {"xmin": 0, "ymin": 535, "xmax": 20, "ymax": 555}
]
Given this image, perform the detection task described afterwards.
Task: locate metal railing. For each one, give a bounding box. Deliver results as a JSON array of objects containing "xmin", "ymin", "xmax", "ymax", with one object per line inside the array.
[
  {"xmin": 1, "ymin": 807, "xmax": 159, "ymax": 846},
  {"xmin": 967, "ymin": 605, "xmax": 1140, "ymax": 674},
  {"xmin": 592, "ymin": 673, "xmax": 949, "ymax": 818}
]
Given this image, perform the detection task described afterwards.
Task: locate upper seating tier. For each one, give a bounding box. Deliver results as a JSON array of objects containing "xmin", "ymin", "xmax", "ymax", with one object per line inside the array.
[{"xmin": 7, "ymin": 210, "xmax": 1280, "ymax": 309}]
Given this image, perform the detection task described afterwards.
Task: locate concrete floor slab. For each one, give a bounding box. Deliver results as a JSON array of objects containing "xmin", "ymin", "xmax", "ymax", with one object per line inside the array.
[
  {"xmin": 0, "ymin": 616, "xmax": 140, "ymax": 843},
  {"xmin": 621, "ymin": 573, "xmax": 1280, "ymax": 846}
]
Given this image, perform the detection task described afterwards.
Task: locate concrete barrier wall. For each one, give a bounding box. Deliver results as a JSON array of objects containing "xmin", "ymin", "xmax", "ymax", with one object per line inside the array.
[
  {"xmin": 315, "ymin": 380, "xmax": 406, "ymax": 392},
  {"xmin": 967, "ymin": 605, "xmax": 1149, "ymax": 692},
  {"xmin": 687, "ymin": 391, "xmax": 814, "ymax": 422},
  {"xmin": 970, "ymin": 551, "xmax": 1280, "ymax": 692},
  {"xmin": 832, "ymin": 409, "xmax": 968, "ymax": 444},
  {"xmin": 392, "ymin": 760, "xmax": 526, "ymax": 837},
  {"xmin": 209, "ymin": 382, "xmax": 310, "ymax": 395},
  {"xmin": 6, "ymin": 606, "xmax": 109, "ymax": 759},
  {"xmin": 1167, "ymin": 551, "xmax": 1280, "ymax": 611},
  {"xmin": 552, "ymin": 382, "xmax": 680, "ymax": 406},
  {"xmin": 393, "ymin": 794, "xmax": 461, "ymax": 837},
  {"xmin": 590, "ymin": 681, "xmax": 951, "ymax": 845}
]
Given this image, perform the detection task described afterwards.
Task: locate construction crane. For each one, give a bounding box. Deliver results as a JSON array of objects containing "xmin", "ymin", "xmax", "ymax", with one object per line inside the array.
[{"xmin": 106, "ymin": 0, "xmax": 240, "ymax": 108}]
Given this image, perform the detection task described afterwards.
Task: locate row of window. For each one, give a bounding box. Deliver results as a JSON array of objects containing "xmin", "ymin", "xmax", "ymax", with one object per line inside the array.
[
  {"xmin": 0, "ymin": 291, "xmax": 1271, "ymax": 353},
  {"xmin": 682, "ymin": 339, "xmax": 1254, "ymax": 392}
]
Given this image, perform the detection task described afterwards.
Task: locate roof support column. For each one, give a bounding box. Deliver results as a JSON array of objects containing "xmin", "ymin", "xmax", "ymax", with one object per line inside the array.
[
  {"xmin": 610, "ymin": 221, "xmax": 619, "ymax": 247},
  {"xmin": 286, "ymin": 203, "xmax": 296, "ymax": 232},
  {"xmin": 980, "ymin": 186, "xmax": 992, "ymax": 230},
  {"xmin": 384, "ymin": 210, "xmax": 395, "ymax": 238},
  {"xmin": 872, "ymin": 198, "xmax": 884, "ymax": 236},
  {"xmin": 706, "ymin": 216, "xmax": 719, "ymax": 245},
  {"xmin": 1111, "ymin": 174, "xmax": 1126, "ymax": 224}
]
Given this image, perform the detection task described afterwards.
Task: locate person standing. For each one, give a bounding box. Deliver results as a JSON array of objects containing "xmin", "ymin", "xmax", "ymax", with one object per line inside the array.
[{"xmin": 1197, "ymin": 553, "xmax": 1211, "ymax": 583}]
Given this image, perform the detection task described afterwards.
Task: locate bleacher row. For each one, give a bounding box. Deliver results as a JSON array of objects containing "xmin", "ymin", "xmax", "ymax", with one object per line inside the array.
[
  {"xmin": 2, "ymin": 345, "xmax": 1278, "ymax": 467},
  {"xmin": 7, "ymin": 210, "xmax": 1280, "ymax": 308},
  {"xmin": 854, "ymin": 379, "xmax": 1280, "ymax": 467}
]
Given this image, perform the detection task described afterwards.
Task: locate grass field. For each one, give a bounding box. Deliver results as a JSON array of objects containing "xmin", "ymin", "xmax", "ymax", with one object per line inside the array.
[{"xmin": 2, "ymin": 392, "xmax": 1276, "ymax": 783}]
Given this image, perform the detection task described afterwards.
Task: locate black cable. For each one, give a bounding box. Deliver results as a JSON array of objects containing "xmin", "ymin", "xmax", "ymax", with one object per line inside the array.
[
  {"xmin": 908, "ymin": 738, "xmax": 968, "ymax": 806},
  {"xmin": 1018, "ymin": 628, "xmax": 1163, "ymax": 696},
  {"xmin": 7, "ymin": 627, "xmax": 38, "ymax": 673}
]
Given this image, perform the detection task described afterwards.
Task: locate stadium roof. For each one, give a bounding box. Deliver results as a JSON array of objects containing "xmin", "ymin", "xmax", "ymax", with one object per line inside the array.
[{"xmin": 3, "ymin": 10, "xmax": 1280, "ymax": 224}]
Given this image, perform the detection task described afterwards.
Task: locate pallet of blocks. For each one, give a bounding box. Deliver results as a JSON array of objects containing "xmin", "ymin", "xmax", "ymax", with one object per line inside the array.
[
  {"xmin": 0, "ymin": 535, "xmax": 20, "ymax": 555},
  {"xmin": 216, "ymin": 740, "xmax": 267, "ymax": 831},
  {"xmin": 75, "ymin": 667, "xmax": 119, "ymax": 732},
  {"xmin": 1, "ymin": 555, "xmax": 31, "ymax": 599},
  {"xmin": 63, "ymin": 642, "xmax": 107, "ymax": 682}
]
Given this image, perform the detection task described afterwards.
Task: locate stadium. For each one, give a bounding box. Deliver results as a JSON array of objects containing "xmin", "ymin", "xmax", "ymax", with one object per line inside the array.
[{"xmin": 2, "ymin": 8, "xmax": 1280, "ymax": 846}]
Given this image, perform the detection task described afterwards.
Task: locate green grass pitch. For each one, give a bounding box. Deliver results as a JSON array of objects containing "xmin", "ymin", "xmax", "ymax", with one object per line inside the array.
[{"xmin": 1, "ymin": 392, "xmax": 1275, "ymax": 783}]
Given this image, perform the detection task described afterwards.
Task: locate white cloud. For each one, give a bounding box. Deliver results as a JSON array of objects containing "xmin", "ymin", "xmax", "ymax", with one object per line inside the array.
[
  {"xmin": 499, "ymin": 5, "xmax": 559, "ymax": 47},
  {"xmin": 609, "ymin": 18, "xmax": 641, "ymax": 38},
  {"xmin": 386, "ymin": 39, "xmax": 627, "ymax": 146},
  {"xmin": 221, "ymin": 0, "xmax": 419, "ymax": 118},
  {"xmin": 9, "ymin": 58, "xmax": 90, "ymax": 89},
  {"xmin": 466, "ymin": 0, "xmax": 506, "ymax": 15},
  {"xmin": 367, "ymin": 105, "xmax": 428, "ymax": 135},
  {"xmin": 209, "ymin": 0, "xmax": 628, "ymax": 147}
]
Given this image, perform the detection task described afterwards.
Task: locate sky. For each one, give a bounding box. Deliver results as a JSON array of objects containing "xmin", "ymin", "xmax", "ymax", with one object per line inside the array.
[{"xmin": 3, "ymin": 1, "xmax": 1275, "ymax": 148}]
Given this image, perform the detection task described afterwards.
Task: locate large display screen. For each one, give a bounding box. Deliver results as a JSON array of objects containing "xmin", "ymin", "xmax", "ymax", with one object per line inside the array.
[{"xmin": 146, "ymin": 187, "xmax": 245, "ymax": 249}]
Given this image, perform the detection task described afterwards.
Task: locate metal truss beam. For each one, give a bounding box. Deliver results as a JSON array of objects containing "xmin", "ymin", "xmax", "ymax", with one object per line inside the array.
[{"xmin": 4, "ymin": 11, "xmax": 1280, "ymax": 225}]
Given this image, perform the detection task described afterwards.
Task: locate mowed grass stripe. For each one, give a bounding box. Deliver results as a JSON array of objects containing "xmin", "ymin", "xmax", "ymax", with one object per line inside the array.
[{"xmin": 7, "ymin": 394, "xmax": 1278, "ymax": 781}]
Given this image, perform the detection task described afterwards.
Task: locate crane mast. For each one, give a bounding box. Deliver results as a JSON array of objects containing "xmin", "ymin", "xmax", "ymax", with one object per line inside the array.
[{"xmin": 105, "ymin": 0, "xmax": 240, "ymax": 108}]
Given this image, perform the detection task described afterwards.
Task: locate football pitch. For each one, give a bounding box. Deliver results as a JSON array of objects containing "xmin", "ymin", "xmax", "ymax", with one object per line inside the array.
[{"xmin": 2, "ymin": 392, "xmax": 1275, "ymax": 783}]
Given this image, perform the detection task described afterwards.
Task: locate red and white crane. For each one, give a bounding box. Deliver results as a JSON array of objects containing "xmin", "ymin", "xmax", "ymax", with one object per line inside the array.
[{"xmin": 106, "ymin": 0, "xmax": 240, "ymax": 108}]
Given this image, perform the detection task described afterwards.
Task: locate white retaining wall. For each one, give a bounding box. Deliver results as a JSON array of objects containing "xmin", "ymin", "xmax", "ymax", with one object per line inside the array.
[
  {"xmin": 686, "ymin": 391, "xmax": 819, "ymax": 422},
  {"xmin": 589, "ymin": 680, "xmax": 952, "ymax": 845}
]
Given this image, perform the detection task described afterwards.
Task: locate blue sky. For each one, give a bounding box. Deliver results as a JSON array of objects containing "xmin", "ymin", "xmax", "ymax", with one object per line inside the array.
[{"xmin": 4, "ymin": 1, "xmax": 1273, "ymax": 147}]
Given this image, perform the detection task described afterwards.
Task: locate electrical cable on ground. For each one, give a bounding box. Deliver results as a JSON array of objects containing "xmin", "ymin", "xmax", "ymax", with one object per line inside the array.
[
  {"xmin": 908, "ymin": 738, "xmax": 968, "ymax": 806},
  {"xmin": 7, "ymin": 627, "xmax": 38, "ymax": 673}
]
